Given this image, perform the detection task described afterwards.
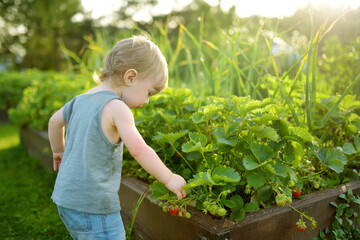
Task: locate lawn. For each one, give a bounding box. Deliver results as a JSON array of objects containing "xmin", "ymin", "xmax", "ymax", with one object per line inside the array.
[{"xmin": 0, "ymin": 123, "xmax": 71, "ymax": 239}]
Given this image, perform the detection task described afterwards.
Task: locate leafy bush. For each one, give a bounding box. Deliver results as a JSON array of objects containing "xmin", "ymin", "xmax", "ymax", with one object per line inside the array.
[
  {"xmin": 0, "ymin": 70, "xmax": 34, "ymax": 110},
  {"xmin": 8, "ymin": 71, "xmax": 95, "ymax": 131}
]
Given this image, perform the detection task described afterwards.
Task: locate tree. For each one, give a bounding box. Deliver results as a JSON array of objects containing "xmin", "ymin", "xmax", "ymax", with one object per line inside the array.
[{"xmin": 0, "ymin": 0, "xmax": 93, "ymax": 70}]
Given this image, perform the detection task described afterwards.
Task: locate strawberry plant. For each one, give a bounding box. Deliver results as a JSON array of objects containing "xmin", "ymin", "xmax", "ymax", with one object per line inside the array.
[{"xmin": 127, "ymin": 87, "xmax": 359, "ymax": 224}]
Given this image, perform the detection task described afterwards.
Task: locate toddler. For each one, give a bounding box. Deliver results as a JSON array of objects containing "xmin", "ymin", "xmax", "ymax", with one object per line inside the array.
[{"xmin": 48, "ymin": 36, "xmax": 187, "ymax": 239}]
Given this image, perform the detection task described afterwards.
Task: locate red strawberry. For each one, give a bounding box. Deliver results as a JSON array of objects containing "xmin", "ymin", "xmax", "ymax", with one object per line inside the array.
[
  {"xmin": 292, "ymin": 190, "xmax": 301, "ymax": 198},
  {"xmin": 169, "ymin": 205, "xmax": 179, "ymax": 216},
  {"xmin": 296, "ymin": 219, "xmax": 306, "ymax": 232}
]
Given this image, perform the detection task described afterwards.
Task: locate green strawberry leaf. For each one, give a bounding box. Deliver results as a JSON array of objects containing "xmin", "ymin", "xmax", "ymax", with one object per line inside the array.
[
  {"xmin": 257, "ymin": 185, "xmax": 273, "ymax": 202},
  {"xmin": 192, "ymin": 112, "xmax": 204, "ymax": 123},
  {"xmin": 271, "ymin": 163, "xmax": 288, "ymax": 178},
  {"xmin": 244, "ymin": 202, "xmax": 259, "ymax": 212},
  {"xmin": 316, "ymin": 148, "xmax": 347, "ymax": 173},
  {"xmin": 222, "ymin": 199, "xmax": 237, "ymax": 209},
  {"xmin": 246, "ymin": 171, "xmax": 267, "ymax": 188},
  {"xmin": 326, "ymin": 160, "xmax": 345, "ymax": 174},
  {"xmin": 250, "ymin": 143, "xmax": 275, "ymax": 163},
  {"xmin": 156, "ymin": 131, "xmax": 187, "ymax": 146},
  {"xmin": 248, "ymin": 125, "xmax": 279, "ymax": 141},
  {"xmin": 235, "ymin": 98, "xmax": 273, "ymax": 116},
  {"xmin": 202, "ymin": 104, "xmax": 222, "ymax": 121},
  {"xmin": 189, "ymin": 132, "xmax": 208, "ymax": 146},
  {"xmin": 182, "ymin": 142, "xmax": 203, "ymax": 153},
  {"xmin": 230, "ymin": 208, "xmax": 245, "ymax": 222},
  {"xmin": 252, "ymin": 113, "xmax": 280, "ymax": 125},
  {"xmin": 214, "ymin": 127, "xmax": 237, "ymax": 146},
  {"xmin": 149, "ymin": 181, "xmax": 171, "ymax": 202},
  {"xmin": 355, "ymin": 136, "xmax": 360, "ymax": 152},
  {"xmin": 212, "ymin": 166, "xmax": 241, "ymax": 185},
  {"xmin": 291, "ymin": 141, "xmax": 303, "ymax": 167},
  {"xmin": 327, "ymin": 148, "xmax": 347, "ymax": 165},
  {"xmin": 242, "ymin": 155, "xmax": 260, "ymax": 170},
  {"xmin": 192, "ymin": 104, "xmax": 222, "ymax": 123},
  {"xmin": 202, "ymin": 143, "xmax": 218, "ymax": 152},
  {"xmin": 182, "ymin": 172, "xmax": 212, "ymax": 189},
  {"xmin": 342, "ymin": 143, "xmax": 357, "ymax": 155},
  {"xmin": 230, "ymin": 195, "xmax": 244, "ymax": 208},
  {"xmin": 289, "ymin": 127, "xmax": 313, "ymax": 143}
]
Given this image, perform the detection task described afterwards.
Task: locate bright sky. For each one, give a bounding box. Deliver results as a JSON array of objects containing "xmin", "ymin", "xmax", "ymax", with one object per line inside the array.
[{"xmin": 80, "ymin": 0, "xmax": 360, "ymax": 24}]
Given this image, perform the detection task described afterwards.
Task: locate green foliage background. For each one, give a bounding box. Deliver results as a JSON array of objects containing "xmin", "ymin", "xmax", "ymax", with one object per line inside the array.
[{"xmin": 1, "ymin": 0, "xmax": 360, "ymax": 236}]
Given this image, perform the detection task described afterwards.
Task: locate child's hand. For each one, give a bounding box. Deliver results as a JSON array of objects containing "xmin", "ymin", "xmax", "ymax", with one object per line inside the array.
[
  {"xmin": 164, "ymin": 174, "xmax": 187, "ymax": 200},
  {"xmin": 53, "ymin": 152, "xmax": 63, "ymax": 171}
]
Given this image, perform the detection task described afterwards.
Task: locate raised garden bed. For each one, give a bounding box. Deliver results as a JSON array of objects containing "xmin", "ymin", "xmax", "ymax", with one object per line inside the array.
[{"xmin": 20, "ymin": 127, "xmax": 360, "ymax": 240}]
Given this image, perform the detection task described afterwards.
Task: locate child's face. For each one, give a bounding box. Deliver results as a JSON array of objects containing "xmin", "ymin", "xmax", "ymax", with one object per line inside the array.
[{"xmin": 121, "ymin": 74, "xmax": 161, "ymax": 109}]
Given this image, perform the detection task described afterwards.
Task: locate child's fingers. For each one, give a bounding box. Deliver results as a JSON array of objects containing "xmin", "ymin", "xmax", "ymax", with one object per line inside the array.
[
  {"xmin": 181, "ymin": 188, "xmax": 186, "ymax": 199},
  {"xmin": 176, "ymin": 191, "xmax": 182, "ymax": 200},
  {"xmin": 53, "ymin": 158, "xmax": 61, "ymax": 171},
  {"xmin": 176, "ymin": 189, "xmax": 186, "ymax": 200},
  {"xmin": 53, "ymin": 153, "xmax": 63, "ymax": 171}
]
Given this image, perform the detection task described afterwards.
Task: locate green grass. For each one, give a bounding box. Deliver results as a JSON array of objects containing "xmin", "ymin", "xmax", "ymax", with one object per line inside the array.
[{"xmin": 0, "ymin": 123, "xmax": 71, "ymax": 239}]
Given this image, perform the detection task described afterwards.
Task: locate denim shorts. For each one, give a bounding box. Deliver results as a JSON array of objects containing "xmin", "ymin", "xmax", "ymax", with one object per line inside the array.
[{"xmin": 57, "ymin": 205, "xmax": 126, "ymax": 240}]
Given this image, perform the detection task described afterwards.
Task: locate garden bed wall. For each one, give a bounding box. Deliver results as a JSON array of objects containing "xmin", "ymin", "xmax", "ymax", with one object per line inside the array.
[
  {"xmin": 119, "ymin": 176, "xmax": 360, "ymax": 240},
  {"xmin": 20, "ymin": 127, "xmax": 360, "ymax": 240}
]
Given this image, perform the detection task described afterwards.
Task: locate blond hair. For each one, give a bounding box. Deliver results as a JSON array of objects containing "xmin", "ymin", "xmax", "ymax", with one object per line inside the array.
[{"xmin": 94, "ymin": 35, "xmax": 168, "ymax": 92}]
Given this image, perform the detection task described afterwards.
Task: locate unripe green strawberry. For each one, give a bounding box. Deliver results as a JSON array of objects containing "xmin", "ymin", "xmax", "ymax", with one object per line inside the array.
[
  {"xmin": 275, "ymin": 194, "xmax": 287, "ymax": 207},
  {"xmin": 162, "ymin": 206, "xmax": 168, "ymax": 212},
  {"xmin": 216, "ymin": 208, "xmax": 227, "ymax": 217},
  {"xmin": 203, "ymin": 201, "xmax": 210, "ymax": 208},
  {"xmin": 209, "ymin": 205, "xmax": 218, "ymax": 215},
  {"xmin": 158, "ymin": 202, "xmax": 163, "ymax": 207},
  {"xmin": 245, "ymin": 185, "xmax": 251, "ymax": 194},
  {"xmin": 185, "ymin": 212, "xmax": 191, "ymax": 219}
]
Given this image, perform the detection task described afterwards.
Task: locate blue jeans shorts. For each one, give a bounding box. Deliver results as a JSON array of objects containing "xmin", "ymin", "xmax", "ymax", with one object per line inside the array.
[{"xmin": 57, "ymin": 205, "xmax": 126, "ymax": 240}]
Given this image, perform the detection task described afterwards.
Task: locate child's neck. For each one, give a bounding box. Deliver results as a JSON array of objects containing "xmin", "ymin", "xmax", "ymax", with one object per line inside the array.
[{"xmin": 88, "ymin": 81, "xmax": 122, "ymax": 97}]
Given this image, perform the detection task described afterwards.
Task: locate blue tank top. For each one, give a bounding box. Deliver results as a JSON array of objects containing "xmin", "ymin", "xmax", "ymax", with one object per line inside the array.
[{"xmin": 51, "ymin": 91, "xmax": 123, "ymax": 214}]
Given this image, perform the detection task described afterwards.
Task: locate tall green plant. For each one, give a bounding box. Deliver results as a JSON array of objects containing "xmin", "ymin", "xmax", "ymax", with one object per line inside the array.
[{"xmin": 262, "ymin": 14, "xmax": 360, "ymax": 140}]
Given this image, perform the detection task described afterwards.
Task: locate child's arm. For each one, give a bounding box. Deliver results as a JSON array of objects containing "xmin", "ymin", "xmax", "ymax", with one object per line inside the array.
[
  {"xmin": 48, "ymin": 107, "xmax": 65, "ymax": 171},
  {"xmin": 111, "ymin": 100, "xmax": 187, "ymax": 200}
]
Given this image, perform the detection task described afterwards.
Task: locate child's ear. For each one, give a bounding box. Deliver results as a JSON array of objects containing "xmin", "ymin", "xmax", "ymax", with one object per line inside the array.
[{"xmin": 123, "ymin": 69, "xmax": 138, "ymax": 86}]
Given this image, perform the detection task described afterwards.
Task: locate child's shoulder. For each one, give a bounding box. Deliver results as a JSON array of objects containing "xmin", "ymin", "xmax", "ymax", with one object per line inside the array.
[{"xmin": 104, "ymin": 98, "xmax": 133, "ymax": 119}]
